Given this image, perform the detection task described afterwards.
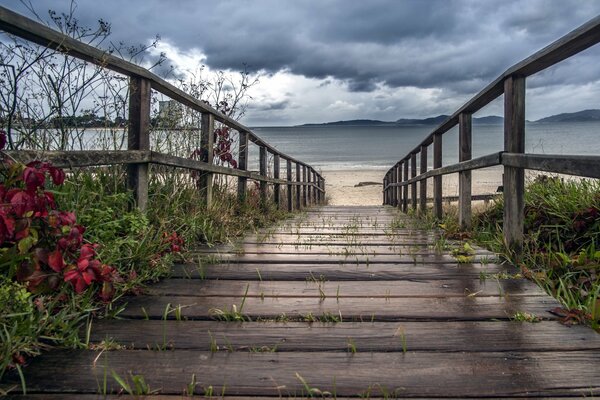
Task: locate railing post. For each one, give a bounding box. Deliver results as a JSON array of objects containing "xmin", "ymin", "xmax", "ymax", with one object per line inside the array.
[
  {"xmin": 383, "ymin": 175, "xmax": 388, "ymax": 205},
  {"xmin": 302, "ymin": 165, "xmax": 308, "ymax": 207},
  {"xmin": 411, "ymin": 153, "xmax": 417, "ymax": 210},
  {"xmin": 273, "ymin": 153, "xmax": 281, "ymax": 209},
  {"xmin": 402, "ymin": 161, "xmax": 409, "ymax": 212},
  {"xmin": 433, "ymin": 133, "xmax": 443, "ymax": 219},
  {"xmin": 392, "ymin": 166, "xmax": 398, "ymax": 206},
  {"xmin": 459, "ymin": 112, "xmax": 473, "ymax": 229},
  {"xmin": 307, "ymin": 167, "xmax": 312, "ymax": 206},
  {"xmin": 419, "ymin": 145, "xmax": 428, "ymax": 214},
  {"xmin": 127, "ymin": 76, "xmax": 151, "ymax": 212},
  {"xmin": 311, "ymin": 168, "xmax": 319, "ymax": 205},
  {"xmin": 287, "ymin": 159, "xmax": 293, "ymax": 211},
  {"xmin": 503, "ymin": 75, "xmax": 526, "ymax": 257},
  {"xmin": 237, "ymin": 130, "xmax": 249, "ymax": 202},
  {"xmin": 295, "ymin": 163, "xmax": 302, "ymax": 210},
  {"xmin": 199, "ymin": 112, "xmax": 215, "ymax": 208},
  {"xmin": 259, "ymin": 145, "xmax": 267, "ymax": 207},
  {"xmin": 316, "ymin": 174, "xmax": 321, "ymax": 205},
  {"xmin": 396, "ymin": 164, "xmax": 402, "ymax": 209}
]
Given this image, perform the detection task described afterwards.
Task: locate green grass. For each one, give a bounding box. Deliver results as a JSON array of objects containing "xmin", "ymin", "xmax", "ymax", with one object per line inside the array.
[
  {"xmin": 442, "ymin": 176, "xmax": 600, "ymax": 330},
  {"xmin": 0, "ymin": 166, "xmax": 292, "ymax": 383}
]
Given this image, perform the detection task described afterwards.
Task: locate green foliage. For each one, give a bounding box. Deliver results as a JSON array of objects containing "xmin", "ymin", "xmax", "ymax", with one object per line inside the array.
[{"xmin": 473, "ymin": 176, "xmax": 600, "ymax": 328}]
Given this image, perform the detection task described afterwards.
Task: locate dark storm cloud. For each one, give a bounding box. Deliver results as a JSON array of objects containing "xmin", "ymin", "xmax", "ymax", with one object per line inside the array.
[{"xmin": 2, "ymin": 0, "xmax": 600, "ymax": 94}]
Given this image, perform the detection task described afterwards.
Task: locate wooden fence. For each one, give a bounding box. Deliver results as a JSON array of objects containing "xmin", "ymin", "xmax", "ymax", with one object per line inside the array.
[
  {"xmin": 383, "ymin": 15, "xmax": 600, "ymax": 255},
  {"xmin": 0, "ymin": 6, "xmax": 325, "ymax": 211}
]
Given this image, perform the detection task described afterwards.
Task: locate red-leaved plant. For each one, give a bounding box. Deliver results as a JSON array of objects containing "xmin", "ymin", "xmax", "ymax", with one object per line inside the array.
[{"xmin": 0, "ymin": 130, "xmax": 119, "ymax": 302}]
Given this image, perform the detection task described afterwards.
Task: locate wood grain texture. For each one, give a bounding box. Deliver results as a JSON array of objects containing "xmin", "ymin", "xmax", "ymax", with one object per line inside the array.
[
  {"xmin": 144, "ymin": 278, "xmax": 546, "ymax": 298},
  {"xmin": 118, "ymin": 294, "xmax": 560, "ymax": 321},
  {"xmin": 6, "ymin": 350, "xmax": 600, "ymax": 396},
  {"xmin": 6, "ymin": 205, "xmax": 597, "ymax": 399},
  {"xmin": 87, "ymin": 320, "xmax": 600, "ymax": 352}
]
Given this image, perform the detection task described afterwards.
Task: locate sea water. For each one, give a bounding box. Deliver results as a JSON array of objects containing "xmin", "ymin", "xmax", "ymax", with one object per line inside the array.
[{"xmin": 252, "ymin": 121, "xmax": 600, "ymax": 171}]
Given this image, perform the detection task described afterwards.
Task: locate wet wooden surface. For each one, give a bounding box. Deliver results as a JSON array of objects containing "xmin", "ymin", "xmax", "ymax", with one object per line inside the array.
[{"xmin": 3, "ymin": 205, "xmax": 600, "ymax": 398}]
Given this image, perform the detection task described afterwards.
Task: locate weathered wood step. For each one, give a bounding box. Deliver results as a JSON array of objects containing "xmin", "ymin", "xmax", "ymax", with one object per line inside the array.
[
  {"xmin": 118, "ymin": 294, "xmax": 560, "ymax": 321},
  {"xmin": 202, "ymin": 253, "xmax": 494, "ymax": 264},
  {"xmin": 172, "ymin": 262, "xmax": 517, "ymax": 281},
  {"xmin": 87, "ymin": 320, "xmax": 600, "ymax": 352},
  {"xmin": 6, "ymin": 350, "xmax": 600, "ymax": 396},
  {"xmin": 145, "ymin": 278, "xmax": 546, "ymax": 298}
]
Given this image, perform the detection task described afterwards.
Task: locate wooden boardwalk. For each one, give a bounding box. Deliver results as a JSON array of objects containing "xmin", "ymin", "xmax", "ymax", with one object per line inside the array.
[{"xmin": 5, "ymin": 205, "xmax": 600, "ymax": 398}]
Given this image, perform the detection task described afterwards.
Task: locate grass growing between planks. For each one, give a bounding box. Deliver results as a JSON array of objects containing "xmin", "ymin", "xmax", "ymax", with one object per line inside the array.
[
  {"xmin": 441, "ymin": 176, "xmax": 600, "ymax": 330},
  {"xmin": 0, "ymin": 165, "xmax": 290, "ymax": 388}
]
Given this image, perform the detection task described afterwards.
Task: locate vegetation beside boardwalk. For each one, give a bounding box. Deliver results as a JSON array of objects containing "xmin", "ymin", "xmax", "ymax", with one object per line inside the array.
[
  {"xmin": 440, "ymin": 176, "xmax": 600, "ymax": 330},
  {"xmin": 0, "ymin": 150, "xmax": 288, "ymax": 384},
  {"xmin": 0, "ymin": 3, "xmax": 288, "ymax": 387}
]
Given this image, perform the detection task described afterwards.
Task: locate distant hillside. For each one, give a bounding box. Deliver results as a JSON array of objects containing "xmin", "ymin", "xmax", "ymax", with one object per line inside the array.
[
  {"xmin": 298, "ymin": 109, "xmax": 600, "ymax": 127},
  {"xmin": 534, "ymin": 109, "xmax": 600, "ymax": 123},
  {"xmin": 396, "ymin": 115, "xmax": 449, "ymax": 125},
  {"xmin": 301, "ymin": 119, "xmax": 395, "ymax": 127},
  {"xmin": 300, "ymin": 115, "xmax": 503, "ymax": 126}
]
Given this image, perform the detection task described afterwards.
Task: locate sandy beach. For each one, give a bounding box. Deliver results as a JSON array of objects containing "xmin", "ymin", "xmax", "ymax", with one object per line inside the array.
[
  {"xmin": 322, "ymin": 167, "xmax": 587, "ymax": 206},
  {"xmin": 322, "ymin": 167, "xmax": 506, "ymax": 206}
]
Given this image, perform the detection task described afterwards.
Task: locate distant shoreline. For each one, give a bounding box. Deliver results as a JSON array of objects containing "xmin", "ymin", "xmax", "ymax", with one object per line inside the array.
[{"xmin": 251, "ymin": 108, "xmax": 600, "ymax": 128}]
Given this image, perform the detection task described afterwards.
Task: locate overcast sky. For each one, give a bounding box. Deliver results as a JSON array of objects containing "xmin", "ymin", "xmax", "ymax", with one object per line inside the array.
[{"xmin": 3, "ymin": 0, "xmax": 600, "ymax": 126}]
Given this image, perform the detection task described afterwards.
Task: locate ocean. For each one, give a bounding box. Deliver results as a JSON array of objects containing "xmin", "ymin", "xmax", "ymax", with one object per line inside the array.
[{"xmin": 251, "ymin": 121, "xmax": 600, "ymax": 171}]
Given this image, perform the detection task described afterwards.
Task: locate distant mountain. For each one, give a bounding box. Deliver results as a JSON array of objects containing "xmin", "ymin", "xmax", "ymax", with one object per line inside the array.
[
  {"xmin": 534, "ymin": 109, "xmax": 600, "ymax": 123},
  {"xmin": 297, "ymin": 109, "xmax": 600, "ymax": 127},
  {"xmin": 301, "ymin": 119, "xmax": 395, "ymax": 127},
  {"xmin": 474, "ymin": 116, "xmax": 504, "ymax": 125},
  {"xmin": 396, "ymin": 115, "xmax": 449, "ymax": 125}
]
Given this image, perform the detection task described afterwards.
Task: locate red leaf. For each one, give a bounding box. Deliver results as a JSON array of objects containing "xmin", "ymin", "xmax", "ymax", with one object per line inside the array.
[
  {"xmin": 23, "ymin": 167, "xmax": 45, "ymax": 191},
  {"xmin": 48, "ymin": 250, "xmax": 64, "ymax": 272},
  {"xmin": 49, "ymin": 167, "xmax": 65, "ymax": 185}
]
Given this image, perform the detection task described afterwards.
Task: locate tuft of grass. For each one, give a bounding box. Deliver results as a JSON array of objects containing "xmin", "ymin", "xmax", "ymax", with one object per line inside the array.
[
  {"xmin": 473, "ymin": 176, "xmax": 600, "ymax": 328},
  {"xmin": 511, "ymin": 311, "xmax": 541, "ymax": 323}
]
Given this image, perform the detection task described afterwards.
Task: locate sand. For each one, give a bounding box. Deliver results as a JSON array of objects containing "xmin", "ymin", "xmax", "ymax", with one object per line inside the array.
[{"xmin": 322, "ymin": 167, "xmax": 506, "ymax": 206}]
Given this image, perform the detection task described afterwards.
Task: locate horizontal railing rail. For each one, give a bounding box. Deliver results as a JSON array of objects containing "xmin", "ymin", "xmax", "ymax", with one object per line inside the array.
[
  {"xmin": 0, "ymin": 6, "xmax": 325, "ymax": 211},
  {"xmin": 384, "ymin": 15, "xmax": 600, "ymax": 256}
]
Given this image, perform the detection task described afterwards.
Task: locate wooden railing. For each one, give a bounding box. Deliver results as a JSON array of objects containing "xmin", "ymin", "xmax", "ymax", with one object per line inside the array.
[
  {"xmin": 0, "ymin": 6, "xmax": 325, "ymax": 211},
  {"xmin": 384, "ymin": 15, "xmax": 600, "ymax": 255}
]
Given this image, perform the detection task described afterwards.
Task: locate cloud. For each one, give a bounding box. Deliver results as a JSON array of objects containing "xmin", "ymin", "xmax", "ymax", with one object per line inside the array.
[{"xmin": 2, "ymin": 0, "xmax": 600, "ymax": 124}]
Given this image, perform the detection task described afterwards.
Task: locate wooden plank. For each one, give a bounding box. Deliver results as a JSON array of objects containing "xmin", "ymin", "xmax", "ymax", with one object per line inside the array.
[
  {"xmin": 402, "ymin": 161, "xmax": 409, "ymax": 212},
  {"xmin": 459, "ymin": 112, "xmax": 472, "ymax": 229},
  {"xmin": 433, "ymin": 132, "xmax": 443, "ymax": 219},
  {"xmin": 419, "ymin": 145, "xmax": 428, "ymax": 213},
  {"xmin": 87, "ymin": 320, "xmax": 600, "ymax": 352},
  {"xmin": 295, "ymin": 163, "xmax": 301, "ymax": 210},
  {"xmin": 172, "ymin": 262, "xmax": 514, "ymax": 281},
  {"xmin": 144, "ymin": 278, "xmax": 546, "ymax": 298},
  {"xmin": 237, "ymin": 130, "xmax": 249, "ymax": 201},
  {"xmin": 273, "ymin": 154, "xmax": 280, "ymax": 208},
  {"xmin": 7, "ymin": 350, "xmax": 600, "ymax": 396},
  {"xmin": 201, "ymin": 253, "xmax": 494, "ymax": 264},
  {"xmin": 237, "ymin": 235, "xmax": 436, "ymax": 245},
  {"xmin": 286, "ymin": 159, "xmax": 293, "ymax": 211},
  {"xmin": 118, "ymin": 294, "xmax": 560, "ymax": 321},
  {"xmin": 199, "ymin": 113, "xmax": 215, "ymax": 207},
  {"xmin": 126, "ymin": 76, "xmax": 151, "ymax": 211},
  {"xmin": 391, "ymin": 152, "xmax": 502, "ymax": 186},
  {"xmin": 502, "ymin": 153, "xmax": 600, "ymax": 179},
  {"xmin": 503, "ymin": 75, "xmax": 526, "ymax": 256},
  {"xmin": 259, "ymin": 146, "xmax": 267, "ymax": 206},
  {"xmin": 193, "ymin": 244, "xmax": 490, "ymax": 255},
  {"xmin": 5, "ymin": 150, "xmax": 150, "ymax": 168},
  {"xmin": 410, "ymin": 153, "xmax": 417, "ymax": 210}
]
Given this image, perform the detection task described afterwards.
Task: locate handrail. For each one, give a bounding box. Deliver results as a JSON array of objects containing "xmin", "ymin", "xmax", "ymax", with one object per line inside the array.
[
  {"xmin": 0, "ymin": 5, "xmax": 325, "ymax": 211},
  {"xmin": 384, "ymin": 15, "xmax": 600, "ymax": 257}
]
